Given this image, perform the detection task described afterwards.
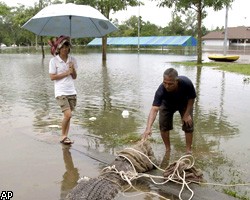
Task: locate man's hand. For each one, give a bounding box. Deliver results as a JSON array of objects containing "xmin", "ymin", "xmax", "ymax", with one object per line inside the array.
[
  {"xmin": 141, "ymin": 106, "xmax": 159, "ymax": 141},
  {"xmin": 182, "ymin": 114, "xmax": 193, "ymax": 127},
  {"xmin": 142, "ymin": 129, "xmax": 152, "ymax": 141}
]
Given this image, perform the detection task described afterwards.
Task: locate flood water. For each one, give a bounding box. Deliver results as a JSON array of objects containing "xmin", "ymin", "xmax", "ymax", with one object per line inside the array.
[{"xmin": 0, "ymin": 51, "xmax": 249, "ymax": 199}]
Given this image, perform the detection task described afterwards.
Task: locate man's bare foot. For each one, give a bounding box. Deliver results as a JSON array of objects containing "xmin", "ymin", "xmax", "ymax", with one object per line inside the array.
[
  {"xmin": 164, "ymin": 150, "xmax": 171, "ymax": 160},
  {"xmin": 160, "ymin": 151, "xmax": 171, "ymax": 168},
  {"xmin": 186, "ymin": 150, "xmax": 192, "ymax": 155}
]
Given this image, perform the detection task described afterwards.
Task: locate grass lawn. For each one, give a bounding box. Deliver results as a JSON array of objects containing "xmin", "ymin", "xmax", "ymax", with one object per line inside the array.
[{"xmin": 174, "ymin": 61, "xmax": 250, "ymax": 76}]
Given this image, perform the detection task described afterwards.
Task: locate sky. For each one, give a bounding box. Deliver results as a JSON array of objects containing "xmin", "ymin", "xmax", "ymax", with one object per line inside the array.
[{"xmin": 1, "ymin": 0, "xmax": 249, "ymax": 30}]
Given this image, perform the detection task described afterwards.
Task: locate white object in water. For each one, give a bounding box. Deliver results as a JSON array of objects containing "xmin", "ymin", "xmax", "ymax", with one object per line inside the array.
[
  {"xmin": 122, "ymin": 110, "xmax": 129, "ymax": 118},
  {"xmin": 89, "ymin": 117, "xmax": 97, "ymax": 121},
  {"xmin": 48, "ymin": 125, "xmax": 60, "ymax": 128}
]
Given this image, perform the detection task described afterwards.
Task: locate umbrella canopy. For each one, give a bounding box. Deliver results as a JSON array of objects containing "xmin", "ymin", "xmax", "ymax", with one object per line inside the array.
[{"xmin": 22, "ymin": 3, "xmax": 118, "ymax": 38}]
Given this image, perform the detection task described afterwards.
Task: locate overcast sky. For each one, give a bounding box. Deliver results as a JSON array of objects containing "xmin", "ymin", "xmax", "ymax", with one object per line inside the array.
[{"xmin": 1, "ymin": 0, "xmax": 249, "ymax": 29}]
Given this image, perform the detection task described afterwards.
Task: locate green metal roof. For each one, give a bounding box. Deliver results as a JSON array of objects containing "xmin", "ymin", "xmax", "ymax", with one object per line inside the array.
[{"xmin": 87, "ymin": 36, "xmax": 197, "ymax": 47}]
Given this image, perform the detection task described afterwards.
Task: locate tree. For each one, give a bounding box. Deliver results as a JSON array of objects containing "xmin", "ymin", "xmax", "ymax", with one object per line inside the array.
[
  {"xmin": 68, "ymin": 0, "xmax": 139, "ymax": 61},
  {"xmin": 155, "ymin": 0, "xmax": 234, "ymax": 64},
  {"xmin": 10, "ymin": 5, "xmax": 38, "ymax": 46},
  {"xmin": 0, "ymin": 2, "xmax": 11, "ymax": 45},
  {"xmin": 141, "ymin": 21, "xmax": 161, "ymax": 36},
  {"xmin": 163, "ymin": 12, "xmax": 185, "ymax": 36},
  {"xmin": 0, "ymin": 0, "xmax": 53, "ymax": 47},
  {"xmin": 110, "ymin": 15, "xmax": 162, "ymax": 37},
  {"xmin": 183, "ymin": 10, "xmax": 198, "ymax": 37}
]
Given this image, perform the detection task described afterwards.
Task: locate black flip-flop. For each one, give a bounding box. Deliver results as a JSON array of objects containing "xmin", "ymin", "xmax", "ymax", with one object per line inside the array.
[{"xmin": 60, "ymin": 137, "xmax": 74, "ymax": 145}]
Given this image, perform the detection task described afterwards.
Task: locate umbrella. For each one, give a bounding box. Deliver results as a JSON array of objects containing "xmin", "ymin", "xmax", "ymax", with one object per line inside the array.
[{"xmin": 22, "ymin": 3, "xmax": 118, "ymax": 38}]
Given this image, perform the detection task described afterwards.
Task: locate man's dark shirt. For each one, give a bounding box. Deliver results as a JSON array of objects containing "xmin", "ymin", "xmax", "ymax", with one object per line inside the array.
[{"xmin": 152, "ymin": 76, "xmax": 196, "ymax": 109}]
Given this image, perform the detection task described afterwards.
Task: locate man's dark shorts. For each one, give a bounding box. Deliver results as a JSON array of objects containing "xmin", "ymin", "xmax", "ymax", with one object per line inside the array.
[
  {"xmin": 159, "ymin": 105, "xmax": 194, "ymax": 133},
  {"xmin": 56, "ymin": 95, "xmax": 77, "ymax": 112}
]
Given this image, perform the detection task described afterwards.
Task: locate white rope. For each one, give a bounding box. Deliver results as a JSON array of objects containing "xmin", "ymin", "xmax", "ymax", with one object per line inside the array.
[
  {"xmin": 101, "ymin": 150, "xmax": 170, "ymax": 200},
  {"xmin": 132, "ymin": 154, "xmax": 195, "ymax": 200},
  {"xmin": 166, "ymin": 155, "xmax": 195, "ymax": 200},
  {"xmin": 116, "ymin": 147, "xmax": 195, "ymax": 200},
  {"xmin": 117, "ymin": 154, "xmax": 171, "ymax": 200},
  {"xmin": 102, "ymin": 147, "xmax": 196, "ymax": 200},
  {"xmin": 101, "ymin": 147, "xmax": 250, "ymax": 200}
]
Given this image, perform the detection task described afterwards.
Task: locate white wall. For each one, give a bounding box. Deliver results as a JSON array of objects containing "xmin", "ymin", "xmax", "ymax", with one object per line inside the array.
[{"xmin": 203, "ymin": 39, "xmax": 228, "ymax": 46}]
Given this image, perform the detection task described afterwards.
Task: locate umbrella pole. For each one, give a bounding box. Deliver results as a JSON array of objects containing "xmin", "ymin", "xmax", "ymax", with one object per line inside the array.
[{"xmin": 69, "ymin": 16, "xmax": 72, "ymax": 38}]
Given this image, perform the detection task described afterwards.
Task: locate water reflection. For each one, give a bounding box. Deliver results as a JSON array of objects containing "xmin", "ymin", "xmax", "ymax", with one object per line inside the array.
[
  {"xmin": 60, "ymin": 146, "xmax": 79, "ymax": 200},
  {"xmin": 0, "ymin": 53, "xmax": 249, "ymax": 198},
  {"xmin": 101, "ymin": 61, "xmax": 112, "ymax": 111}
]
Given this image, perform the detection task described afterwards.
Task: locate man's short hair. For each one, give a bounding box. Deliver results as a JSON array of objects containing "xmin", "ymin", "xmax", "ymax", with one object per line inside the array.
[{"xmin": 163, "ymin": 68, "xmax": 178, "ymax": 79}]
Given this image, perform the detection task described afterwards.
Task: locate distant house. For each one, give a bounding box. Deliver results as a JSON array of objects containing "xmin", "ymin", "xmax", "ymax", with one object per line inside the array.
[{"xmin": 202, "ymin": 26, "xmax": 250, "ymax": 47}]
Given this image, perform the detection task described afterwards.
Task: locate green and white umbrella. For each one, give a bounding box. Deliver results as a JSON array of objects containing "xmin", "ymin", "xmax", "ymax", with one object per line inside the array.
[{"xmin": 22, "ymin": 3, "xmax": 118, "ymax": 38}]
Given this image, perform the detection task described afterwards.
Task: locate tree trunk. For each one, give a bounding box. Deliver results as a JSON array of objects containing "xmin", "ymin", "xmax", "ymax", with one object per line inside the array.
[
  {"xmin": 102, "ymin": 36, "xmax": 107, "ymax": 61},
  {"xmin": 41, "ymin": 36, "xmax": 45, "ymax": 59},
  {"xmin": 197, "ymin": 0, "xmax": 202, "ymax": 64}
]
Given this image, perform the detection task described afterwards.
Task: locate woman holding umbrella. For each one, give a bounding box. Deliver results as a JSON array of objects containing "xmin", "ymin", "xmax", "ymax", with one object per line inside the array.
[{"xmin": 48, "ymin": 35, "xmax": 78, "ymax": 145}]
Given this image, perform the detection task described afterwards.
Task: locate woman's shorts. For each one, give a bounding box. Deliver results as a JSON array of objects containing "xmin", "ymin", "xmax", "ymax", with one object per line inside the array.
[{"xmin": 56, "ymin": 95, "xmax": 77, "ymax": 112}]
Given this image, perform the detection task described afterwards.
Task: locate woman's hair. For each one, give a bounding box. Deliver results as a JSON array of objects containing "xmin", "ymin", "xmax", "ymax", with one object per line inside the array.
[{"xmin": 48, "ymin": 35, "xmax": 71, "ymax": 56}]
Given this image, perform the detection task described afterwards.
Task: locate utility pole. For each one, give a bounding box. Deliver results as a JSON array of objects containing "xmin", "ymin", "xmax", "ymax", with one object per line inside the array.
[
  {"xmin": 223, "ymin": 6, "xmax": 228, "ymax": 56},
  {"xmin": 137, "ymin": 1, "xmax": 140, "ymax": 53}
]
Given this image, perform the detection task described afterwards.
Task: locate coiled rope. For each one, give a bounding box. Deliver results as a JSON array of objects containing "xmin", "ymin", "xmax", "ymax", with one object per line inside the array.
[
  {"xmin": 101, "ymin": 142, "xmax": 198, "ymax": 200},
  {"xmin": 101, "ymin": 143, "xmax": 250, "ymax": 200}
]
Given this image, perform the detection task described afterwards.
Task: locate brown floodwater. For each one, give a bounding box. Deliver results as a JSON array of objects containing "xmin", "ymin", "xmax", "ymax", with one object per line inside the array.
[{"xmin": 0, "ymin": 51, "xmax": 249, "ymax": 199}]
